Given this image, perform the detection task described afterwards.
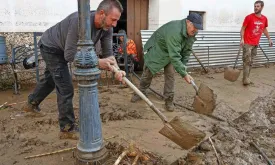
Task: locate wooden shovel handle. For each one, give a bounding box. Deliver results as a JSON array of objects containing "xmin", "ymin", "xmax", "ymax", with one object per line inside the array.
[{"xmin": 112, "ymin": 67, "xmax": 168, "ymax": 123}]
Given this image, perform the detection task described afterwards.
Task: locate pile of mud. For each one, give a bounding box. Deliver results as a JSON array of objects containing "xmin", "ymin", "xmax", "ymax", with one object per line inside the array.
[{"xmin": 182, "ymin": 90, "xmax": 275, "ymax": 165}]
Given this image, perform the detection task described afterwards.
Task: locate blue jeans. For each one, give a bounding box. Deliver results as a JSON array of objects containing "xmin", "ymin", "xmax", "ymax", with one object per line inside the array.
[{"xmin": 28, "ymin": 45, "xmax": 75, "ymax": 130}]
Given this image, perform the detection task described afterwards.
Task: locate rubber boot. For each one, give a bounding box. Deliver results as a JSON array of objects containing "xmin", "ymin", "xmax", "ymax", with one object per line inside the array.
[
  {"xmin": 243, "ymin": 64, "xmax": 251, "ymax": 85},
  {"xmin": 248, "ymin": 65, "xmax": 252, "ymax": 77},
  {"xmin": 165, "ymin": 96, "xmax": 175, "ymax": 112}
]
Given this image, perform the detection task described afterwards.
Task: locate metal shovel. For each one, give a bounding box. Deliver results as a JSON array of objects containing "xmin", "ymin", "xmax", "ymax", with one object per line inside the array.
[
  {"xmin": 224, "ymin": 47, "xmax": 241, "ymax": 82},
  {"xmin": 112, "ymin": 67, "xmax": 206, "ymax": 150},
  {"xmin": 191, "ymin": 80, "xmax": 216, "ymax": 115}
]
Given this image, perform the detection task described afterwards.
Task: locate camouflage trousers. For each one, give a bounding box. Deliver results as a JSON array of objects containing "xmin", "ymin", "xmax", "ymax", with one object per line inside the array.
[
  {"xmin": 139, "ymin": 63, "xmax": 175, "ymax": 99},
  {"xmin": 242, "ymin": 44, "xmax": 258, "ymax": 66}
]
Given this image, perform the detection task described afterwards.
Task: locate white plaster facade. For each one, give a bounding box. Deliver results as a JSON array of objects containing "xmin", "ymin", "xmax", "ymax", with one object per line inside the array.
[
  {"xmin": 150, "ymin": 0, "xmax": 275, "ymax": 31},
  {"xmin": 0, "ymin": 0, "xmax": 274, "ymax": 32}
]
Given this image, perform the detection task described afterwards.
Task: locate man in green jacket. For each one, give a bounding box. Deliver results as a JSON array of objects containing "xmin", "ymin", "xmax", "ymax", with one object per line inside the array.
[{"xmin": 131, "ymin": 13, "xmax": 202, "ymax": 111}]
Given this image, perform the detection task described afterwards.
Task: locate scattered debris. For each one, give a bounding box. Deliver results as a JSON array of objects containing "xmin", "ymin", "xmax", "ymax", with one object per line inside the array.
[
  {"xmin": 187, "ymin": 90, "xmax": 275, "ymax": 164},
  {"xmin": 109, "ymin": 141, "xmax": 166, "ymax": 165},
  {"xmin": 250, "ymin": 142, "xmax": 274, "ymax": 165},
  {"xmin": 209, "ymin": 137, "xmax": 223, "ymax": 165}
]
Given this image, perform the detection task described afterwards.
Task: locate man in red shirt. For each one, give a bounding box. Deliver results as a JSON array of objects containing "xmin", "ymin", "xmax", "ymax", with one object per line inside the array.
[{"xmin": 240, "ymin": 0, "xmax": 273, "ymax": 85}]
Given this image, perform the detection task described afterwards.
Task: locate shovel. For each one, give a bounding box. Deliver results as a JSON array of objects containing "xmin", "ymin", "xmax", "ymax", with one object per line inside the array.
[
  {"xmin": 191, "ymin": 80, "xmax": 216, "ymax": 115},
  {"xmin": 192, "ymin": 51, "xmax": 208, "ymax": 73},
  {"xmin": 132, "ymin": 72, "xmax": 224, "ymax": 121},
  {"xmin": 224, "ymin": 47, "xmax": 241, "ymax": 82},
  {"xmin": 112, "ymin": 67, "xmax": 206, "ymax": 150}
]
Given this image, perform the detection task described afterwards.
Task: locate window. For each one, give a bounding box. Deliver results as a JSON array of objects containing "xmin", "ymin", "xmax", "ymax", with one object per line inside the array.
[{"xmin": 189, "ymin": 11, "xmax": 206, "ymax": 30}]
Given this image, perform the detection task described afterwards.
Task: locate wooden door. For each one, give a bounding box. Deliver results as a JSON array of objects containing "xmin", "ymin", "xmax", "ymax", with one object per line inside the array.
[{"xmin": 127, "ymin": 0, "xmax": 148, "ymax": 68}]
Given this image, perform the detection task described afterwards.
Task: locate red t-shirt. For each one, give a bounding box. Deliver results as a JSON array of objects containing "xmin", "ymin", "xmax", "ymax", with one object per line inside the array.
[{"xmin": 243, "ymin": 13, "xmax": 268, "ymax": 45}]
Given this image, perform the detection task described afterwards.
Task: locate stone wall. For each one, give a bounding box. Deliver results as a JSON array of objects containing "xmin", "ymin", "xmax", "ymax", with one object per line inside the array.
[{"xmin": 0, "ymin": 32, "xmax": 38, "ymax": 90}]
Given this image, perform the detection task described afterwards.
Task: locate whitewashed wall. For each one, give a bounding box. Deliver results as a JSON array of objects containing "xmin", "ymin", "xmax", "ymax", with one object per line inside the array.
[
  {"xmin": 1, "ymin": 0, "xmax": 274, "ymax": 32},
  {"xmin": 0, "ymin": 0, "xmax": 102, "ymax": 32},
  {"xmin": 148, "ymin": 0, "xmax": 159, "ymax": 30},
  {"xmin": 149, "ymin": 0, "xmax": 275, "ymax": 31},
  {"xmin": 148, "ymin": 0, "xmax": 184, "ymax": 30}
]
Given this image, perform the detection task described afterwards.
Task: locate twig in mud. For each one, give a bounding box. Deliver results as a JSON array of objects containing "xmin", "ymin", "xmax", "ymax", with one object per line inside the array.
[
  {"xmin": 24, "ymin": 147, "xmax": 76, "ymax": 159},
  {"xmin": 206, "ymin": 114, "xmax": 225, "ymax": 122},
  {"xmin": 209, "ymin": 137, "xmax": 223, "ymax": 165},
  {"xmin": 1, "ymin": 101, "xmax": 27, "ymax": 110},
  {"xmin": 0, "ymin": 102, "xmax": 8, "ymax": 110},
  {"xmin": 24, "ymin": 135, "xmax": 118, "ymax": 159},
  {"xmin": 105, "ymin": 135, "xmax": 119, "ymax": 141},
  {"xmin": 132, "ymin": 154, "xmax": 140, "ymax": 165},
  {"xmin": 6, "ymin": 101, "xmax": 26, "ymax": 107},
  {"xmin": 100, "ymin": 135, "xmax": 120, "ymax": 144},
  {"xmin": 250, "ymin": 142, "xmax": 274, "ymax": 165},
  {"xmin": 114, "ymin": 150, "xmax": 128, "ymax": 165},
  {"xmin": 191, "ymin": 134, "xmax": 215, "ymax": 152}
]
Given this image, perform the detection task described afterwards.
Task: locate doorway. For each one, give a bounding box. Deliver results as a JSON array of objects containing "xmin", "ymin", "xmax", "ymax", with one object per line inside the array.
[
  {"xmin": 127, "ymin": 0, "xmax": 148, "ymax": 69},
  {"xmin": 113, "ymin": 0, "xmax": 127, "ymax": 33},
  {"xmin": 114, "ymin": 0, "xmax": 149, "ymax": 70}
]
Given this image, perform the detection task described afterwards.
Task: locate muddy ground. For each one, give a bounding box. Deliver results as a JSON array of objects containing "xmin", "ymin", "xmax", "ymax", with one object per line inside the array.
[{"xmin": 0, "ymin": 65, "xmax": 275, "ymax": 165}]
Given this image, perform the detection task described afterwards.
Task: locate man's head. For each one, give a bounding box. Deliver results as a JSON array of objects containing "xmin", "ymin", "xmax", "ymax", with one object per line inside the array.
[
  {"xmin": 96, "ymin": 0, "xmax": 123, "ymax": 30},
  {"xmin": 254, "ymin": 1, "xmax": 264, "ymax": 14},
  {"xmin": 118, "ymin": 29, "xmax": 126, "ymax": 42},
  {"xmin": 186, "ymin": 13, "xmax": 203, "ymax": 37}
]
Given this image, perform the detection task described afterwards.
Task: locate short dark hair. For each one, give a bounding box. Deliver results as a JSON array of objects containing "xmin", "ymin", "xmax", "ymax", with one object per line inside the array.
[
  {"xmin": 97, "ymin": 0, "xmax": 123, "ymax": 14},
  {"xmin": 255, "ymin": 1, "xmax": 264, "ymax": 7},
  {"xmin": 118, "ymin": 29, "xmax": 126, "ymax": 34}
]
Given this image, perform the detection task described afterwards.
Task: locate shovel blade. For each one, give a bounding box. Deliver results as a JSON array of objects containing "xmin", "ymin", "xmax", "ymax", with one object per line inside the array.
[
  {"xmin": 193, "ymin": 96, "xmax": 207, "ymax": 114},
  {"xmin": 224, "ymin": 66, "xmax": 241, "ymax": 82},
  {"xmin": 159, "ymin": 124, "xmax": 191, "ymax": 149},
  {"xmin": 193, "ymin": 83, "xmax": 216, "ymax": 115},
  {"xmin": 159, "ymin": 117, "xmax": 206, "ymax": 150}
]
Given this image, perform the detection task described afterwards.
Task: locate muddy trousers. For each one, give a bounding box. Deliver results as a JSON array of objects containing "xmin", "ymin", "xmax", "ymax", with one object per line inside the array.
[
  {"xmin": 139, "ymin": 63, "xmax": 175, "ymax": 100},
  {"xmin": 28, "ymin": 46, "xmax": 75, "ymax": 130},
  {"xmin": 242, "ymin": 44, "xmax": 257, "ymax": 84}
]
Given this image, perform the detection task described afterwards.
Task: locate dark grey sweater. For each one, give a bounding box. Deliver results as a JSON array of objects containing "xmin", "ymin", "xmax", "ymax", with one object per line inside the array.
[{"xmin": 39, "ymin": 11, "xmax": 113, "ymax": 62}]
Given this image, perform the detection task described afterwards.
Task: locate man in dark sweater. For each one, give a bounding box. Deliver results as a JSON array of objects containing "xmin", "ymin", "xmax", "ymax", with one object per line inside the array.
[{"xmin": 22, "ymin": 0, "xmax": 125, "ymax": 140}]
